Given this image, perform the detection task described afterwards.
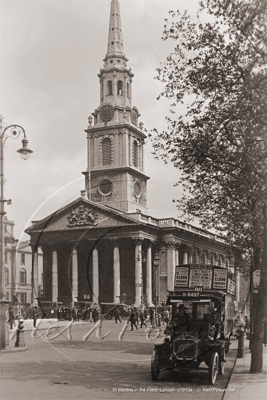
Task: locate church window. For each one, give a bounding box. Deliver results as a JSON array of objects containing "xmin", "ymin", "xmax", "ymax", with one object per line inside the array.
[
  {"xmin": 133, "ymin": 141, "xmax": 139, "ymax": 167},
  {"xmin": 110, "ymin": 60, "xmax": 113, "ymax": 63},
  {"xmin": 111, "ymin": 41, "xmax": 114, "ymax": 45},
  {"xmin": 112, "ymin": 27, "xmax": 114, "ymax": 30},
  {"xmin": 20, "ymin": 268, "xmax": 26, "ymax": 285},
  {"xmin": 117, "ymin": 80, "xmax": 123, "ymax": 95},
  {"xmin": 102, "ymin": 138, "xmax": 112, "ymax": 165},
  {"xmin": 127, "ymin": 82, "xmax": 130, "ymax": 98},
  {"xmin": 108, "ymin": 80, "xmax": 113, "ymax": 95}
]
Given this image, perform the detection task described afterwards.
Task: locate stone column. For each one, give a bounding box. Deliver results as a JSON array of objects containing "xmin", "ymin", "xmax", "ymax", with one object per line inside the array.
[
  {"xmin": 72, "ymin": 248, "xmax": 78, "ymax": 304},
  {"xmin": 207, "ymin": 251, "xmax": 212, "ymax": 265},
  {"xmin": 183, "ymin": 248, "xmax": 188, "ymax": 264},
  {"xmin": 113, "ymin": 240, "xmax": 120, "ymax": 303},
  {"xmin": 199, "ymin": 248, "xmax": 204, "ymax": 264},
  {"xmin": 32, "ymin": 251, "xmax": 39, "ymax": 305},
  {"xmin": 133, "ymin": 238, "xmax": 143, "ymax": 306},
  {"xmin": 188, "ymin": 246, "xmax": 193, "ymax": 264},
  {"xmin": 124, "ymin": 73, "xmax": 127, "ymax": 104},
  {"xmin": 129, "ymin": 133, "xmax": 133, "ymax": 166},
  {"xmin": 122, "ymin": 132, "xmax": 129, "ymax": 165},
  {"xmin": 92, "ymin": 246, "xmax": 99, "ymax": 303},
  {"xmin": 114, "ymin": 133, "xmax": 119, "ymax": 166},
  {"xmin": 175, "ymin": 241, "xmax": 181, "ymax": 266},
  {"xmin": 165, "ymin": 241, "xmax": 176, "ymax": 292},
  {"xmin": 93, "ymin": 135, "xmax": 98, "ymax": 168},
  {"xmin": 146, "ymin": 242, "xmax": 152, "ymax": 305},
  {"xmin": 113, "ymin": 71, "xmax": 117, "ymax": 103},
  {"xmin": 103, "ymin": 75, "xmax": 106, "ymax": 98},
  {"xmin": 52, "ymin": 249, "xmax": 58, "ymax": 303}
]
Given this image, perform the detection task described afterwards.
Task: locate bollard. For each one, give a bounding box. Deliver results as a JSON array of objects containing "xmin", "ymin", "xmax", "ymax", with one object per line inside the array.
[
  {"xmin": 15, "ymin": 317, "xmax": 26, "ymax": 348},
  {"xmin": 237, "ymin": 326, "xmax": 245, "ymax": 358}
]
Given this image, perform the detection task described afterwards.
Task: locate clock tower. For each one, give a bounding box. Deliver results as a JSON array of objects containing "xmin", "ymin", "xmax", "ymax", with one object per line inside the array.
[{"xmin": 83, "ymin": 0, "xmax": 149, "ymax": 214}]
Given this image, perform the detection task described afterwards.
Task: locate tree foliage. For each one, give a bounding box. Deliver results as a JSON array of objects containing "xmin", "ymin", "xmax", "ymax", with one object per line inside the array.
[
  {"xmin": 152, "ymin": 0, "xmax": 267, "ymax": 374},
  {"xmin": 151, "ymin": 0, "xmax": 267, "ymax": 256}
]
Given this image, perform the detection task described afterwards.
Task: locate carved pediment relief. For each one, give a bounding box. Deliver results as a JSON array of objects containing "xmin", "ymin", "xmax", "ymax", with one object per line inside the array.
[{"xmin": 67, "ymin": 205, "xmax": 98, "ymax": 227}]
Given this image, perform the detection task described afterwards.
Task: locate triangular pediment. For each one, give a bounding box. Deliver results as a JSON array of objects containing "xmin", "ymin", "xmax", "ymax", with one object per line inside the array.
[{"xmin": 25, "ymin": 197, "xmax": 140, "ymax": 234}]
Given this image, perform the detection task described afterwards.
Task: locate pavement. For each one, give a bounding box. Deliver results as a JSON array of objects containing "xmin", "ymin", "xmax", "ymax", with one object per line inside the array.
[
  {"xmin": 1, "ymin": 320, "xmax": 267, "ymax": 400},
  {"xmin": 224, "ymin": 338, "xmax": 267, "ymax": 400}
]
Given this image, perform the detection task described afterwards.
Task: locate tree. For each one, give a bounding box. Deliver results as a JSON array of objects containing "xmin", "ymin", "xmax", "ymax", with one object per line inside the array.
[{"xmin": 151, "ymin": 0, "xmax": 267, "ymax": 372}]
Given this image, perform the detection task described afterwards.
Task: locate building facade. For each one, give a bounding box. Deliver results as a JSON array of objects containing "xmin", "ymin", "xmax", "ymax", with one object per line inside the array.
[
  {"xmin": 4, "ymin": 216, "xmax": 43, "ymax": 305},
  {"xmin": 26, "ymin": 0, "xmax": 236, "ymax": 308}
]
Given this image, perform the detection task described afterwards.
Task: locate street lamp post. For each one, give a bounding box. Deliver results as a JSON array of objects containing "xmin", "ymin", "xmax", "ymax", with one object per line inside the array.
[
  {"xmin": 153, "ymin": 252, "xmax": 160, "ymax": 327},
  {"xmin": 0, "ymin": 116, "xmax": 33, "ymax": 350}
]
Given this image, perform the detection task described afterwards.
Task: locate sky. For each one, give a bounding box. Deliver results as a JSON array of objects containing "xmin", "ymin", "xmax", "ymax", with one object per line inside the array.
[{"xmin": 0, "ymin": 0, "xmax": 202, "ymax": 241}]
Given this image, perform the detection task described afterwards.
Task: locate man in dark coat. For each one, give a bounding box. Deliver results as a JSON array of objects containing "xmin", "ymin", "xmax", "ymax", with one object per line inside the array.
[
  {"xmin": 130, "ymin": 308, "xmax": 138, "ymax": 330},
  {"xmin": 92, "ymin": 308, "xmax": 99, "ymax": 323},
  {"xmin": 115, "ymin": 308, "xmax": 121, "ymax": 324},
  {"xmin": 139, "ymin": 310, "xmax": 147, "ymax": 328},
  {"xmin": 33, "ymin": 306, "xmax": 39, "ymax": 328}
]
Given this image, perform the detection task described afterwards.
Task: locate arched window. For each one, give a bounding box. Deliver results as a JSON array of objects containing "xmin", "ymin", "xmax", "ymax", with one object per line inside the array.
[
  {"xmin": 108, "ymin": 80, "xmax": 113, "ymax": 95},
  {"xmin": 127, "ymin": 82, "xmax": 130, "ymax": 98},
  {"xmin": 102, "ymin": 138, "xmax": 112, "ymax": 165},
  {"xmin": 20, "ymin": 268, "xmax": 26, "ymax": 285},
  {"xmin": 117, "ymin": 80, "xmax": 123, "ymax": 95},
  {"xmin": 4, "ymin": 268, "xmax": 9, "ymax": 286},
  {"xmin": 133, "ymin": 141, "xmax": 139, "ymax": 167}
]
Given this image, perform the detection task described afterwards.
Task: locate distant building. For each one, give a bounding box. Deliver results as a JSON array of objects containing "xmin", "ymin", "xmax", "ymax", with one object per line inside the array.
[{"xmin": 3, "ymin": 216, "xmax": 43, "ymax": 305}]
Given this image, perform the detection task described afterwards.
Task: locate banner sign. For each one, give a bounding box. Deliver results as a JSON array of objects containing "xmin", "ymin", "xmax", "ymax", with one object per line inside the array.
[
  {"xmin": 174, "ymin": 264, "xmax": 234, "ymax": 295},
  {"xmin": 189, "ymin": 265, "xmax": 213, "ymax": 289},
  {"xmin": 227, "ymin": 278, "xmax": 235, "ymax": 295},
  {"xmin": 213, "ymin": 268, "xmax": 227, "ymax": 290},
  {"xmin": 175, "ymin": 267, "xmax": 189, "ymax": 287}
]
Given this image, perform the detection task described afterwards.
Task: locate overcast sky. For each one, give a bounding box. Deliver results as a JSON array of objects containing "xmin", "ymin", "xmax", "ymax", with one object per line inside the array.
[{"xmin": 0, "ymin": 0, "xmax": 201, "ymax": 241}]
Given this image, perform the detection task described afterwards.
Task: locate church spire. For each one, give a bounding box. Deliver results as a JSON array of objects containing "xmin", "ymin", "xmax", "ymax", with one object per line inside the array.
[{"xmin": 106, "ymin": 0, "xmax": 125, "ymax": 59}]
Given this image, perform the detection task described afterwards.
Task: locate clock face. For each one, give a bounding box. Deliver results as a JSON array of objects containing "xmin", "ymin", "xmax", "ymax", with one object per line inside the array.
[
  {"xmin": 100, "ymin": 105, "xmax": 114, "ymax": 123},
  {"xmin": 134, "ymin": 181, "xmax": 141, "ymax": 198},
  {"xmin": 130, "ymin": 109, "xmax": 138, "ymax": 126}
]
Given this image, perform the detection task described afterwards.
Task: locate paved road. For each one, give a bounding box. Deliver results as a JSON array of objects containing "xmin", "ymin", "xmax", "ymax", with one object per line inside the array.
[{"xmin": 1, "ymin": 320, "xmax": 237, "ymax": 400}]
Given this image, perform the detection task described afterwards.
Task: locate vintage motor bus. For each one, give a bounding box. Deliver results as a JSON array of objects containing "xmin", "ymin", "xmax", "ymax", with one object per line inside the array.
[{"xmin": 151, "ymin": 264, "xmax": 236, "ymax": 384}]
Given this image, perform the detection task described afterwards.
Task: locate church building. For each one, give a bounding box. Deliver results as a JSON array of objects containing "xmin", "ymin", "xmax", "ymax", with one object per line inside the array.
[{"xmin": 26, "ymin": 0, "xmax": 235, "ymax": 308}]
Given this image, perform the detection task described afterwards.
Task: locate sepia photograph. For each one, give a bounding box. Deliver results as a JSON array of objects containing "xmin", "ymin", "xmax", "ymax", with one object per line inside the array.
[{"xmin": 0, "ymin": 0, "xmax": 266, "ymax": 399}]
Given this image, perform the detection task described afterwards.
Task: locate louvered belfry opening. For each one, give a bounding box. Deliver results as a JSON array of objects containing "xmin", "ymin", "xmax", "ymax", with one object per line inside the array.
[
  {"xmin": 102, "ymin": 138, "xmax": 112, "ymax": 165},
  {"xmin": 133, "ymin": 141, "xmax": 138, "ymax": 167}
]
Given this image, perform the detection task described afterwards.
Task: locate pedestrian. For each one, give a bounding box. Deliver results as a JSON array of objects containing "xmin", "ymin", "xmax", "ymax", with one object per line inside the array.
[
  {"xmin": 130, "ymin": 308, "xmax": 138, "ymax": 330},
  {"xmin": 33, "ymin": 306, "xmax": 38, "ymax": 328},
  {"xmin": 149, "ymin": 307, "xmax": 154, "ymax": 325},
  {"xmin": 115, "ymin": 308, "xmax": 121, "ymax": 323},
  {"xmin": 92, "ymin": 308, "xmax": 98, "ymax": 323},
  {"xmin": 163, "ymin": 308, "xmax": 169, "ymax": 325},
  {"xmin": 139, "ymin": 310, "xmax": 147, "ymax": 328}
]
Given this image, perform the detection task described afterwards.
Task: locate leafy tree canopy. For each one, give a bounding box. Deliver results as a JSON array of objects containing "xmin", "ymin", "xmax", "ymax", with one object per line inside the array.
[{"xmin": 151, "ymin": 0, "xmax": 267, "ymax": 258}]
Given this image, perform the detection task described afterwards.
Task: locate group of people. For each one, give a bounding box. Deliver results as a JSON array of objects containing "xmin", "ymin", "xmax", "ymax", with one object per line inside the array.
[{"xmin": 57, "ymin": 305, "xmax": 100, "ymax": 323}]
